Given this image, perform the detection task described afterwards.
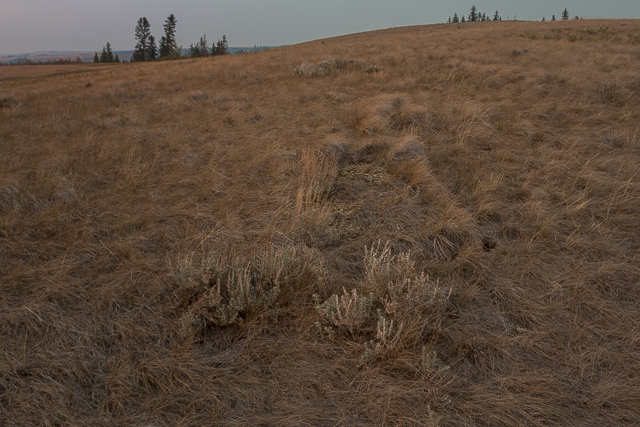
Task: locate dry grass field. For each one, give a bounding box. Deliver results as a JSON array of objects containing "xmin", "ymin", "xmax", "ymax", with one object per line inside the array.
[
  {"xmin": 1, "ymin": 19, "xmax": 640, "ymax": 426},
  {"xmin": 0, "ymin": 64, "xmax": 115, "ymax": 86}
]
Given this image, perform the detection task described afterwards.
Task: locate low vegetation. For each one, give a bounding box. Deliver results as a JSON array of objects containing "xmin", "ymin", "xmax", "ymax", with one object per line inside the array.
[{"xmin": 1, "ymin": 19, "xmax": 639, "ymax": 426}]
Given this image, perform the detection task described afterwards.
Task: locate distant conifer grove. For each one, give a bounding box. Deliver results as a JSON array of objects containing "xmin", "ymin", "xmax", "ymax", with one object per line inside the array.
[
  {"xmin": 447, "ymin": 6, "xmax": 580, "ymax": 23},
  {"xmin": 94, "ymin": 14, "xmax": 230, "ymax": 63}
]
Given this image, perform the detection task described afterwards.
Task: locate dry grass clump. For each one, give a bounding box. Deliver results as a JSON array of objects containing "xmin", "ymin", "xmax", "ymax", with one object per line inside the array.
[
  {"xmin": 1, "ymin": 18, "xmax": 640, "ymax": 426},
  {"xmin": 0, "ymin": 94, "xmax": 20, "ymax": 108},
  {"xmin": 353, "ymin": 93, "xmax": 432, "ymax": 136}
]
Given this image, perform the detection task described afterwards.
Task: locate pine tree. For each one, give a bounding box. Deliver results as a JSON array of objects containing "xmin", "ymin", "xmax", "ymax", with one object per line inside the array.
[
  {"xmin": 159, "ymin": 14, "xmax": 178, "ymax": 58},
  {"xmin": 469, "ymin": 5, "xmax": 478, "ymax": 22},
  {"xmin": 562, "ymin": 9, "xmax": 569, "ymax": 20},
  {"xmin": 461, "ymin": 16, "xmax": 466, "ymax": 23},
  {"xmin": 493, "ymin": 11, "xmax": 500, "ymax": 21},
  {"xmin": 216, "ymin": 35, "xmax": 229, "ymax": 55},
  {"xmin": 199, "ymin": 35, "xmax": 209, "ymax": 57},
  {"xmin": 114, "ymin": 54, "xmax": 120, "ymax": 63},
  {"xmin": 93, "ymin": 52, "xmax": 100, "ymax": 63},
  {"xmin": 542, "ymin": 17, "xmax": 546, "ymax": 21},
  {"xmin": 105, "ymin": 42, "xmax": 114, "ymax": 63},
  {"xmin": 149, "ymin": 35, "xmax": 157, "ymax": 60},
  {"xmin": 188, "ymin": 43, "xmax": 200, "ymax": 57},
  {"xmin": 133, "ymin": 17, "xmax": 152, "ymax": 61},
  {"xmin": 448, "ymin": 16, "xmax": 452, "ymax": 24},
  {"xmin": 552, "ymin": 15, "xmax": 556, "ymax": 21},
  {"xmin": 100, "ymin": 47, "xmax": 108, "ymax": 63},
  {"xmin": 452, "ymin": 13, "xmax": 459, "ymax": 23}
]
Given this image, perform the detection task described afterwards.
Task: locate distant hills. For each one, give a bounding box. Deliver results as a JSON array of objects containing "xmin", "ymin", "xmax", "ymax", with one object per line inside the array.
[{"xmin": 0, "ymin": 46, "xmax": 278, "ymax": 64}]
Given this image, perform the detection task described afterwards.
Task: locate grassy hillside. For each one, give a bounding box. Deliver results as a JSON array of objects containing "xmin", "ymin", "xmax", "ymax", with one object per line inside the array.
[{"xmin": 1, "ymin": 19, "xmax": 639, "ymax": 426}]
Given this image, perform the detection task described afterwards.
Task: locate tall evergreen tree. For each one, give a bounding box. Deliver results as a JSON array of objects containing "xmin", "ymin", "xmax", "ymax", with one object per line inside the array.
[
  {"xmin": 188, "ymin": 43, "xmax": 200, "ymax": 57},
  {"xmin": 114, "ymin": 54, "xmax": 120, "ymax": 63},
  {"xmin": 217, "ymin": 35, "xmax": 229, "ymax": 55},
  {"xmin": 159, "ymin": 14, "xmax": 179, "ymax": 58},
  {"xmin": 93, "ymin": 52, "xmax": 100, "ymax": 63},
  {"xmin": 149, "ymin": 35, "xmax": 158, "ymax": 60},
  {"xmin": 469, "ymin": 5, "xmax": 478, "ymax": 22},
  {"xmin": 103, "ymin": 42, "xmax": 114, "ymax": 63},
  {"xmin": 493, "ymin": 11, "xmax": 500, "ymax": 21},
  {"xmin": 452, "ymin": 13, "xmax": 459, "ymax": 23},
  {"xmin": 461, "ymin": 16, "xmax": 466, "ymax": 22},
  {"xmin": 133, "ymin": 17, "xmax": 152, "ymax": 61},
  {"xmin": 108, "ymin": 43, "xmax": 114, "ymax": 62},
  {"xmin": 552, "ymin": 15, "xmax": 556, "ymax": 21},
  {"xmin": 562, "ymin": 9, "xmax": 569, "ymax": 20},
  {"xmin": 199, "ymin": 35, "xmax": 209, "ymax": 57}
]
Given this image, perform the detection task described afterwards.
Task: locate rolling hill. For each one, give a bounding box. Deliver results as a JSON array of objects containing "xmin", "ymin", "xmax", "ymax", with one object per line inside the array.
[{"xmin": 1, "ymin": 19, "xmax": 639, "ymax": 426}]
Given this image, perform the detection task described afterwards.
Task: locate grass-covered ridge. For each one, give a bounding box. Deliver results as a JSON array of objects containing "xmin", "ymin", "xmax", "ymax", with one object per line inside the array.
[{"xmin": 1, "ymin": 19, "xmax": 639, "ymax": 426}]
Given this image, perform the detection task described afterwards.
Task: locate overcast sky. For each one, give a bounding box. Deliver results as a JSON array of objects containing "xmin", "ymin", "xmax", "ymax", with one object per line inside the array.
[{"xmin": 1, "ymin": 0, "xmax": 639, "ymax": 54}]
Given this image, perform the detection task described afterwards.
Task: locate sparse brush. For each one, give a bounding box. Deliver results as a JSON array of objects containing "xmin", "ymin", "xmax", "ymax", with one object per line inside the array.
[
  {"xmin": 176, "ymin": 244, "xmax": 321, "ymax": 333},
  {"xmin": 315, "ymin": 287, "xmax": 374, "ymax": 338},
  {"xmin": 318, "ymin": 244, "xmax": 451, "ymax": 364},
  {"xmin": 364, "ymin": 239, "xmax": 396, "ymax": 289},
  {"xmin": 383, "ymin": 272, "xmax": 450, "ymax": 318},
  {"xmin": 294, "ymin": 61, "xmax": 329, "ymax": 77},
  {"xmin": 294, "ymin": 56, "xmax": 381, "ymax": 77},
  {"xmin": 360, "ymin": 310, "xmax": 403, "ymax": 363}
]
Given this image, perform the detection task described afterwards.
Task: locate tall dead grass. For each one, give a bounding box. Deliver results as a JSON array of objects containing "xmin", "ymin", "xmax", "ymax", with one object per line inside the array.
[{"xmin": 1, "ymin": 19, "xmax": 640, "ymax": 426}]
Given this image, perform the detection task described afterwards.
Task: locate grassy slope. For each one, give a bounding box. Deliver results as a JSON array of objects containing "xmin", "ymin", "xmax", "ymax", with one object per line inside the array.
[{"xmin": 1, "ymin": 19, "xmax": 639, "ymax": 426}]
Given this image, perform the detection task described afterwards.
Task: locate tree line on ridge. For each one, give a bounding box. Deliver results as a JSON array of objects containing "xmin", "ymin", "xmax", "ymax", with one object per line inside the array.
[
  {"xmin": 94, "ymin": 14, "xmax": 229, "ymax": 63},
  {"xmin": 448, "ymin": 6, "xmax": 579, "ymax": 23}
]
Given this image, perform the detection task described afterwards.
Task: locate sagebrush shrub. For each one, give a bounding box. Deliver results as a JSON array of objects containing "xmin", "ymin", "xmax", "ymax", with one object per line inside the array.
[
  {"xmin": 314, "ymin": 287, "xmax": 374, "ymax": 337},
  {"xmin": 175, "ymin": 245, "xmax": 321, "ymax": 333},
  {"xmin": 317, "ymin": 244, "xmax": 451, "ymax": 364}
]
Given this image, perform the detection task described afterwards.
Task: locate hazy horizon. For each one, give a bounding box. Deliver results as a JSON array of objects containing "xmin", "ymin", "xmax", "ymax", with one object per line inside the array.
[{"xmin": 1, "ymin": 0, "xmax": 639, "ymax": 55}]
